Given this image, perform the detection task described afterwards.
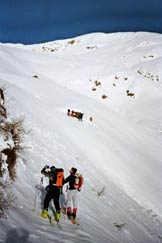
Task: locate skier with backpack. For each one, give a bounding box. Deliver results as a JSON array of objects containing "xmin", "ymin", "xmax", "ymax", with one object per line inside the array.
[
  {"xmin": 64, "ymin": 167, "xmax": 83, "ymax": 223},
  {"xmin": 41, "ymin": 165, "xmax": 64, "ymax": 222}
]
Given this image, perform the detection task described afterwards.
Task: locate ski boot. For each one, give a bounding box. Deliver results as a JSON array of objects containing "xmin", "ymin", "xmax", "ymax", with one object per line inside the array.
[
  {"xmin": 55, "ymin": 211, "xmax": 61, "ymax": 222},
  {"xmin": 41, "ymin": 209, "xmax": 48, "ymax": 218}
]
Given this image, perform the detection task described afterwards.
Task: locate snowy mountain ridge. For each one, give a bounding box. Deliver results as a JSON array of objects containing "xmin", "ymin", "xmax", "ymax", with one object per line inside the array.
[{"xmin": 0, "ymin": 32, "xmax": 162, "ymax": 243}]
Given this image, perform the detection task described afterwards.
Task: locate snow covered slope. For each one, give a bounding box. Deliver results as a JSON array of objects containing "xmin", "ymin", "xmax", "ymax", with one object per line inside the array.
[{"xmin": 0, "ymin": 32, "xmax": 162, "ymax": 243}]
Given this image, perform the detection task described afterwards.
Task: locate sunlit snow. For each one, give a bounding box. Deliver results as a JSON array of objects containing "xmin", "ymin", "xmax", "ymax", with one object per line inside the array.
[{"xmin": 0, "ymin": 32, "xmax": 162, "ymax": 243}]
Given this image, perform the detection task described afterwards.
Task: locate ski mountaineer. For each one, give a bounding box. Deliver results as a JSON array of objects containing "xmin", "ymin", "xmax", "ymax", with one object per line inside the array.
[
  {"xmin": 64, "ymin": 167, "xmax": 79, "ymax": 220},
  {"xmin": 41, "ymin": 165, "xmax": 64, "ymax": 222}
]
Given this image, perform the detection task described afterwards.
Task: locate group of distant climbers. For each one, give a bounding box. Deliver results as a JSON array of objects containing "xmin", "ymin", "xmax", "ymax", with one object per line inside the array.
[
  {"xmin": 67, "ymin": 109, "xmax": 84, "ymax": 121},
  {"xmin": 41, "ymin": 165, "xmax": 83, "ymax": 223}
]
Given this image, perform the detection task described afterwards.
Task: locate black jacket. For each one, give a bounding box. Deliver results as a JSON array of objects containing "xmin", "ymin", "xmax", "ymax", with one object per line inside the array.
[
  {"xmin": 41, "ymin": 167, "xmax": 60, "ymax": 191},
  {"xmin": 64, "ymin": 174, "xmax": 77, "ymax": 190}
]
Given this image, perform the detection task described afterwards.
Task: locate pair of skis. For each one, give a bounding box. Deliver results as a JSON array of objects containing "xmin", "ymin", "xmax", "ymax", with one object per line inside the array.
[
  {"xmin": 61, "ymin": 207, "xmax": 80, "ymax": 225},
  {"xmin": 33, "ymin": 178, "xmax": 79, "ymax": 227},
  {"xmin": 47, "ymin": 213, "xmax": 79, "ymax": 227},
  {"xmin": 47, "ymin": 214, "xmax": 62, "ymax": 229},
  {"xmin": 69, "ymin": 217, "xmax": 80, "ymax": 225}
]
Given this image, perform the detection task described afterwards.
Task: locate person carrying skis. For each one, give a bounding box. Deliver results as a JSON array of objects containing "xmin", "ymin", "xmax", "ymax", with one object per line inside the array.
[
  {"xmin": 64, "ymin": 167, "xmax": 79, "ymax": 220},
  {"xmin": 41, "ymin": 165, "xmax": 64, "ymax": 222}
]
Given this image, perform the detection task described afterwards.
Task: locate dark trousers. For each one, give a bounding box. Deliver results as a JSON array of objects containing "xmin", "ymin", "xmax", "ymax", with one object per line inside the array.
[{"xmin": 44, "ymin": 189, "xmax": 60, "ymax": 212}]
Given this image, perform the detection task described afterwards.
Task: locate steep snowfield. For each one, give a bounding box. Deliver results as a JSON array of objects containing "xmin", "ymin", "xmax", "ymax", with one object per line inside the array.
[{"xmin": 0, "ymin": 32, "xmax": 162, "ymax": 243}]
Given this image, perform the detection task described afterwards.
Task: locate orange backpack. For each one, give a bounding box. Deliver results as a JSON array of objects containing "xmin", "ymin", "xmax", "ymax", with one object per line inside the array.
[{"xmin": 54, "ymin": 169, "xmax": 64, "ymax": 187}]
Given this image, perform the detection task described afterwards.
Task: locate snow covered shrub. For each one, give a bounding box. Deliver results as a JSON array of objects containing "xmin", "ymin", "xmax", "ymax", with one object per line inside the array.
[
  {"xmin": 92, "ymin": 185, "xmax": 106, "ymax": 197},
  {"xmin": 0, "ymin": 117, "xmax": 25, "ymax": 149},
  {"xmin": 94, "ymin": 80, "xmax": 101, "ymax": 86},
  {"xmin": 115, "ymin": 75, "xmax": 120, "ymax": 79},
  {"xmin": 0, "ymin": 117, "xmax": 26, "ymax": 179},
  {"xmin": 0, "ymin": 88, "xmax": 5, "ymax": 106},
  {"xmin": 126, "ymin": 90, "xmax": 135, "ymax": 97},
  {"xmin": 89, "ymin": 117, "xmax": 93, "ymax": 122},
  {"xmin": 0, "ymin": 105, "xmax": 7, "ymax": 119},
  {"xmin": 102, "ymin": 94, "xmax": 108, "ymax": 99},
  {"xmin": 0, "ymin": 153, "xmax": 3, "ymax": 177},
  {"xmin": 86, "ymin": 46, "xmax": 97, "ymax": 50},
  {"xmin": 68, "ymin": 39, "xmax": 76, "ymax": 45},
  {"xmin": 113, "ymin": 222, "xmax": 127, "ymax": 231},
  {"xmin": 33, "ymin": 75, "xmax": 39, "ymax": 78},
  {"xmin": 97, "ymin": 186, "xmax": 106, "ymax": 197},
  {"xmin": 0, "ymin": 88, "xmax": 7, "ymax": 120},
  {"xmin": 0, "ymin": 181, "xmax": 16, "ymax": 218},
  {"xmin": 1, "ymin": 146, "xmax": 17, "ymax": 180}
]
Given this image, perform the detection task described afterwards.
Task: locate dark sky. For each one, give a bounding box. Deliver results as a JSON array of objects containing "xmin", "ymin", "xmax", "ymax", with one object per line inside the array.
[{"xmin": 0, "ymin": 0, "xmax": 162, "ymax": 44}]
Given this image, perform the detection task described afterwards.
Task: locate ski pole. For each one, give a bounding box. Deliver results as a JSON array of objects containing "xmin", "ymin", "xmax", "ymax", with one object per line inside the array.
[{"xmin": 33, "ymin": 176, "xmax": 43, "ymax": 213}]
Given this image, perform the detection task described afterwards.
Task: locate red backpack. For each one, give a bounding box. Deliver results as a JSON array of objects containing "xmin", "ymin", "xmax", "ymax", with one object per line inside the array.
[{"xmin": 74, "ymin": 173, "xmax": 83, "ymax": 191}]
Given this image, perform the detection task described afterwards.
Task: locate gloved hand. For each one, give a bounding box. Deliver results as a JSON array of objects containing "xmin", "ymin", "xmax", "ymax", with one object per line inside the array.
[
  {"xmin": 45, "ymin": 165, "xmax": 49, "ymax": 169},
  {"xmin": 41, "ymin": 165, "xmax": 50, "ymax": 175}
]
